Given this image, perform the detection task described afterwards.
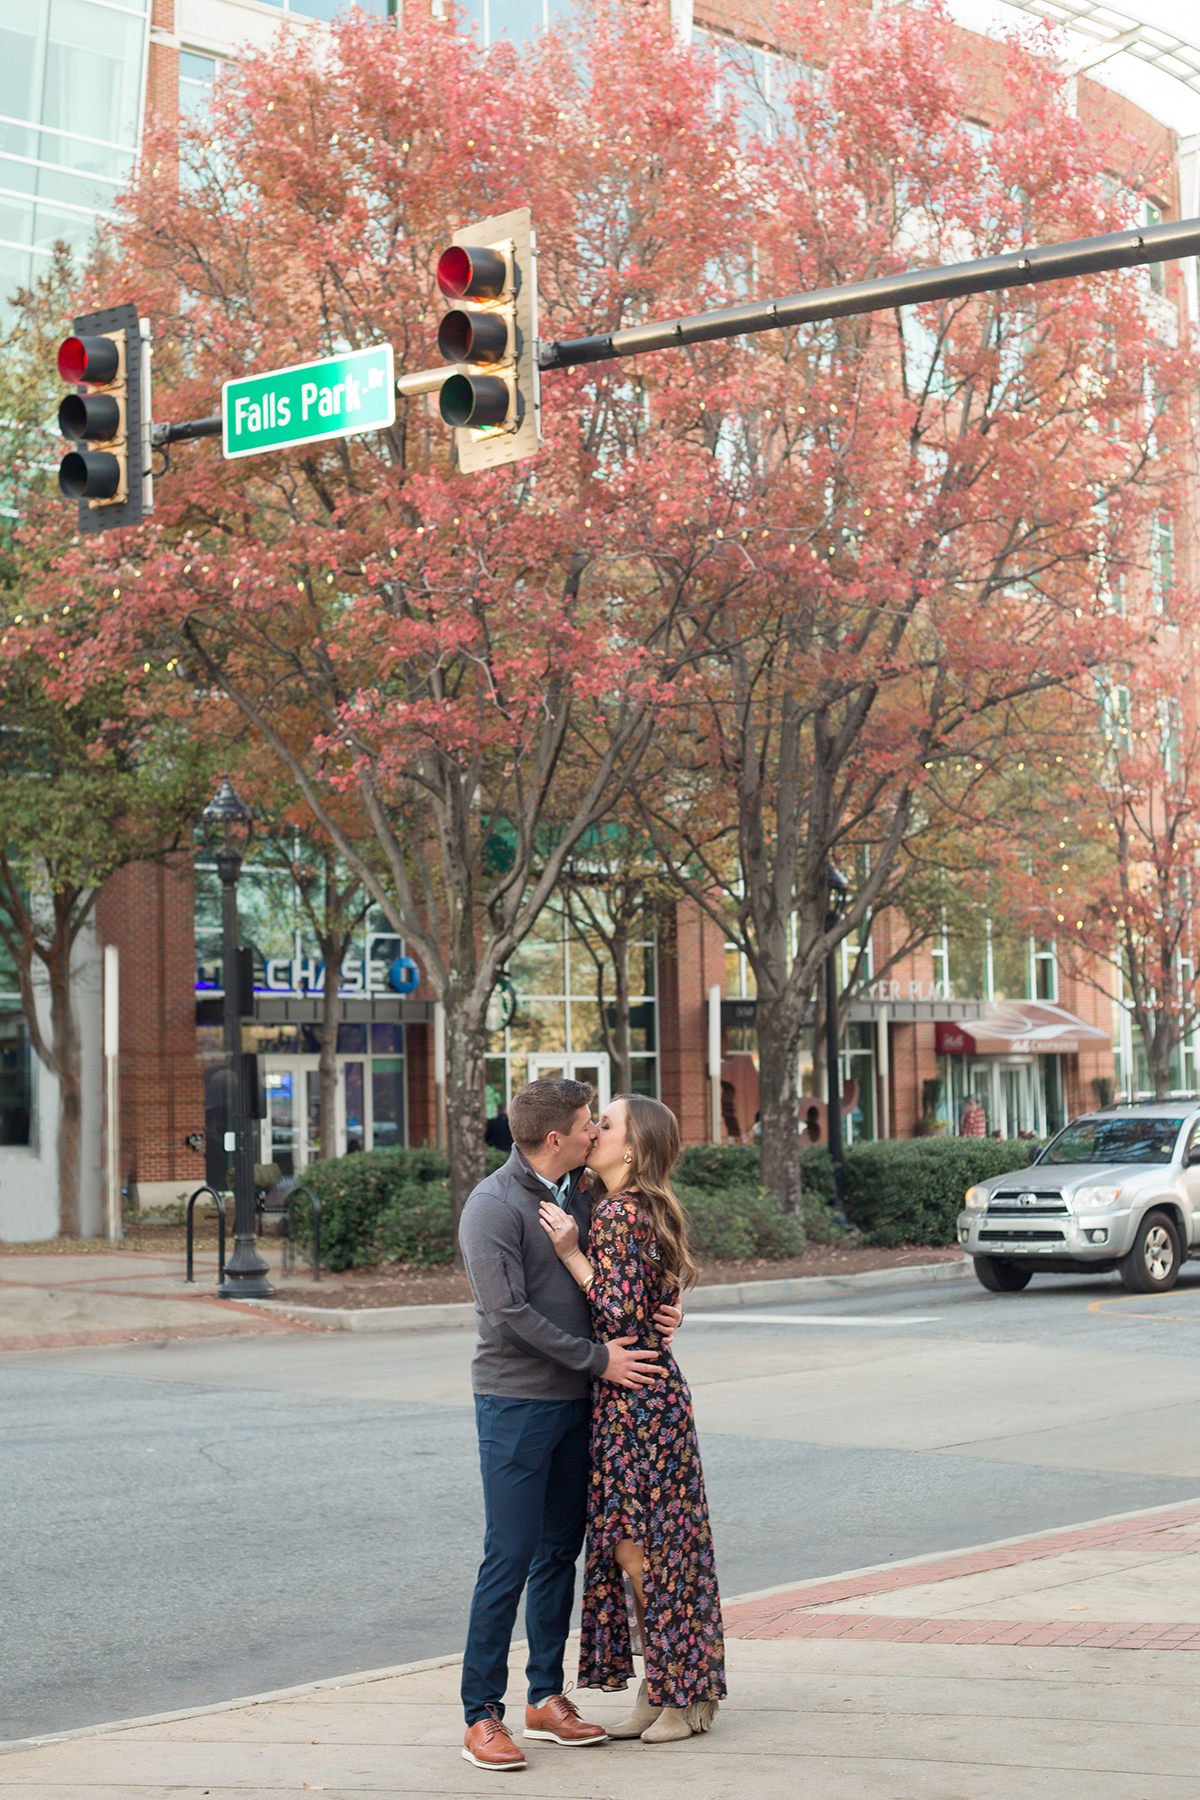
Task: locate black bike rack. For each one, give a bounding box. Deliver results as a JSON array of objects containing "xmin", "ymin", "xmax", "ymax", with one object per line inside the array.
[
  {"xmin": 185, "ymin": 1185, "xmax": 227, "ymax": 1285},
  {"xmin": 286, "ymin": 1183, "xmax": 321, "ymax": 1283}
]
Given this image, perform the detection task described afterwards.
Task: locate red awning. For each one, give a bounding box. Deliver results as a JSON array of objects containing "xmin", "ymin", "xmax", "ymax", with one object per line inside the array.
[{"xmin": 935, "ymin": 1002, "xmax": 1110, "ymax": 1057}]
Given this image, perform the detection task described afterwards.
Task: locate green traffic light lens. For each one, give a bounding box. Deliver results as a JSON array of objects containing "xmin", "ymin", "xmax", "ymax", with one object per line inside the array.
[
  {"xmin": 59, "ymin": 449, "xmax": 121, "ymax": 500},
  {"xmin": 440, "ymin": 373, "xmax": 510, "ymax": 430}
]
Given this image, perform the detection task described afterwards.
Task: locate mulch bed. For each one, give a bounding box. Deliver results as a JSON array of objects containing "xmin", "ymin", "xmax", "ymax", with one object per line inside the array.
[{"xmin": 273, "ymin": 1244, "xmax": 965, "ymax": 1311}]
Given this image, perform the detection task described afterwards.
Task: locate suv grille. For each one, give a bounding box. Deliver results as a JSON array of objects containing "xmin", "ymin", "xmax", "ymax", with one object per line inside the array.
[
  {"xmin": 987, "ymin": 1189, "xmax": 1068, "ymax": 1216},
  {"xmin": 979, "ymin": 1228, "xmax": 1066, "ymax": 1242}
]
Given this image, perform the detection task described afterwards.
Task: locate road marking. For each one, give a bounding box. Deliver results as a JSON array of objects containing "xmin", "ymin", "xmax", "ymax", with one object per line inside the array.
[
  {"xmin": 684, "ymin": 1312, "xmax": 937, "ymax": 1327},
  {"xmin": 1087, "ymin": 1295, "xmax": 1200, "ymax": 1322}
]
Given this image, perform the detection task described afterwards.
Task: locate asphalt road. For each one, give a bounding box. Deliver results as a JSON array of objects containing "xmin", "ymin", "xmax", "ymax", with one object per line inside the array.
[{"xmin": 5, "ymin": 1264, "xmax": 1200, "ymax": 1741}]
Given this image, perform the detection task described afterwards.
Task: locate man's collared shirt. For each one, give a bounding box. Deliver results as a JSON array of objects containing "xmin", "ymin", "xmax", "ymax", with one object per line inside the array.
[{"xmin": 532, "ymin": 1169, "xmax": 572, "ymax": 1206}]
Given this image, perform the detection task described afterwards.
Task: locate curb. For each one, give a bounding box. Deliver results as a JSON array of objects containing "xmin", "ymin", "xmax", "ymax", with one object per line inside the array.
[
  {"xmin": 0, "ymin": 1652, "xmax": 464, "ymax": 1755},
  {"xmin": 245, "ymin": 1257, "xmax": 972, "ymax": 1331}
]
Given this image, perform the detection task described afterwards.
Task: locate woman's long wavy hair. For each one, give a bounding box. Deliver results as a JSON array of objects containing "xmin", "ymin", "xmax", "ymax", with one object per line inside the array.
[{"xmin": 612, "ymin": 1094, "xmax": 697, "ymax": 1292}]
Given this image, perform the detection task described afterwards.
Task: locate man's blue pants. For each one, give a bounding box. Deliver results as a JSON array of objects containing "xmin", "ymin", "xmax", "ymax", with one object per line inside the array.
[{"xmin": 461, "ymin": 1394, "xmax": 591, "ymax": 1725}]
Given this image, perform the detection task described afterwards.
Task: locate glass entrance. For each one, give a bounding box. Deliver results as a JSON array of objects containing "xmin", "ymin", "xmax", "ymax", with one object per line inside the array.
[
  {"xmin": 261, "ymin": 1050, "xmax": 406, "ymax": 1171},
  {"xmin": 527, "ymin": 1053, "xmax": 611, "ymax": 1111}
]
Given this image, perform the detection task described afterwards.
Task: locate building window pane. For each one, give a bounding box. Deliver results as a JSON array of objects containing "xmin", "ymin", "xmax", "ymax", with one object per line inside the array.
[
  {"xmin": 43, "ymin": 0, "xmax": 145, "ymax": 153},
  {"xmin": 179, "ymin": 51, "xmax": 216, "ymax": 116},
  {"xmin": 371, "ymin": 1056, "xmax": 404, "ymax": 1150},
  {"xmin": 0, "ymin": 1011, "xmax": 31, "ymax": 1145}
]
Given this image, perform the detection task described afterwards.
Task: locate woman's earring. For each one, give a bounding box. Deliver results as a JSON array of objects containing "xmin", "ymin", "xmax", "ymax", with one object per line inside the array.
[{"xmin": 623, "ymin": 1151, "xmax": 633, "ymax": 1164}]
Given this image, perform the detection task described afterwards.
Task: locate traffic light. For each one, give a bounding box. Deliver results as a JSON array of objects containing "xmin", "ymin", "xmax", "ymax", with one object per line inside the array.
[
  {"xmin": 434, "ymin": 207, "xmax": 540, "ymax": 473},
  {"xmin": 56, "ymin": 302, "xmax": 150, "ymax": 532}
]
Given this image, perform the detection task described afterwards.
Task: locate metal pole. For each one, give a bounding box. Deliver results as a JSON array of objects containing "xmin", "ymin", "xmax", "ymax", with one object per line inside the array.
[
  {"xmin": 103, "ymin": 945, "xmax": 122, "ymax": 1240},
  {"xmin": 825, "ymin": 942, "xmax": 848, "ymax": 1226},
  {"xmin": 215, "ymin": 830, "xmax": 272, "ymax": 1300},
  {"xmin": 539, "ymin": 215, "xmax": 1200, "ymax": 372},
  {"xmin": 877, "ymin": 1003, "xmax": 891, "ymax": 1142},
  {"xmin": 708, "ymin": 984, "xmax": 723, "ymax": 1145}
]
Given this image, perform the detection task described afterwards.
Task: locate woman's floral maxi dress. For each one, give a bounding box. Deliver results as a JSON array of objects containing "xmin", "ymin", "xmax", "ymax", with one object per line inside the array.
[{"xmin": 577, "ymin": 1192, "xmax": 726, "ymax": 1711}]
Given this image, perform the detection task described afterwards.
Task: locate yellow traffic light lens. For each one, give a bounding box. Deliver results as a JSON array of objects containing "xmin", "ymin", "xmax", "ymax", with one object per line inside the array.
[
  {"xmin": 58, "ymin": 392, "xmax": 120, "ymax": 443},
  {"xmin": 437, "ymin": 308, "xmax": 509, "ymax": 367}
]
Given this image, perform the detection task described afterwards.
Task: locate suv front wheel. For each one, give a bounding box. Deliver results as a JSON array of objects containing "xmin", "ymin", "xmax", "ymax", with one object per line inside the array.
[
  {"xmin": 1119, "ymin": 1210, "xmax": 1181, "ymax": 1294},
  {"xmin": 973, "ymin": 1255, "xmax": 1034, "ymax": 1292}
]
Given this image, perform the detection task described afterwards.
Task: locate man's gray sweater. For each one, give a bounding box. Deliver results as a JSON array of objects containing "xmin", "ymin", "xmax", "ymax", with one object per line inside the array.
[{"xmin": 458, "ymin": 1148, "xmax": 610, "ymax": 1400}]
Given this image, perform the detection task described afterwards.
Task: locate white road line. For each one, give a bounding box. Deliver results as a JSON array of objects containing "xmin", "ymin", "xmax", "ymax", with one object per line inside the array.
[{"xmin": 683, "ymin": 1312, "xmax": 937, "ymax": 1327}]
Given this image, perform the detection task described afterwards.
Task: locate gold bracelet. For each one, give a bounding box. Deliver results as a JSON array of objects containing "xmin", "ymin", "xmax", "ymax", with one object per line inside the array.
[{"xmin": 578, "ymin": 1270, "xmax": 595, "ymax": 1294}]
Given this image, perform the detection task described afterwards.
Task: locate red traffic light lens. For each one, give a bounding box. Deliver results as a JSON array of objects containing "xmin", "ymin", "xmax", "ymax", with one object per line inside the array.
[
  {"xmin": 57, "ymin": 334, "xmax": 120, "ymax": 386},
  {"xmin": 437, "ymin": 308, "xmax": 509, "ymax": 367},
  {"xmin": 440, "ymin": 373, "xmax": 510, "ymax": 430},
  {"xmin": 436, "ymin": 244, "xmax": 506, "ymax": 302}
]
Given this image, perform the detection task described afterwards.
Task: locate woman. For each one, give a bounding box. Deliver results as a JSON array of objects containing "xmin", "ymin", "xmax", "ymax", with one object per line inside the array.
[{"xmin": 538, "ymin": 1094, "xmax": 726, "ymax": 1743}]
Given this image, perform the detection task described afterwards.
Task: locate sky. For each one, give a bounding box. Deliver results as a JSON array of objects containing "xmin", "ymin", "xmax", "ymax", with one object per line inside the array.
[{"xmin": 945, "ymin": 0, "xmax": 1200, "ymax": 138}]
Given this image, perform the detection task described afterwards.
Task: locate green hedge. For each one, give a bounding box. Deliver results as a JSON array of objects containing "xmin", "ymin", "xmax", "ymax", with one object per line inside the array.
[
  {"xmin": 294, "ymin": 1141, "xmax": 829, "ymax": 1271},
  {"xmin": 293, "ymin": 1147, "xmax": 505, "ymax": 1272},
  {"xmin": 293, "ymin": 1135, "xmax": 1038, "ymax": 1270},
  {"xmin": 841, "ymin": 1137, "xmax": 1039, "ymax": 1246}
]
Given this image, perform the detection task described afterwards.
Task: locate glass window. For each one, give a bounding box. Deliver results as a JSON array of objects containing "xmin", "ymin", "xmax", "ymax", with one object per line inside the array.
[
  {"xmin": 1034, "ymin": 941, "xmax": 1057, "ymax": 1002},
  {"xmin": 371, "ymin": 1021, "xmax": 403, "ymax": 1054},
  {"xmin": 947, "ymin": 927, "xmax": 985, "ymax": 1000},
  {"xmin": 990, "ymin": 929, "xmax": 1031, "ymax": 1002},
  {"xmin": 488, "ymin": 0, "xmax": 545, "ymax": 42},
  {"xmin": 42, "ymin": 0, "xmax": 146, "ymax": 154},
  {"xmin": 179, "ymin": 52, "xmax": 215, "ymax": 117},
  {"xmin": 1040, "ymin": 1114, "xmax": 1182, "ymax": 1165},
  {"xmin": 337, "ymin": 1022, "xmax": 367, "ymax": 1055},
  {"xmin": 371, "ymin": 1056, "xmax": 404, "ymax": 1149},
  {"xmin": 0, "ymin": 1011, "xmax": 30, "ymax": 1145},
  {"xmin": 488, "ymin": 903, "xmax": 658, "ymax": 1108}
]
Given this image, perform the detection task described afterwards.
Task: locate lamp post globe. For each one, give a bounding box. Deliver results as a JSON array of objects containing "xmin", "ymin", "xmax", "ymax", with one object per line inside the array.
[
  {"xmin": 824, "ymin": 865, "xmax": 853, "ymax": 1230},
  {"xmin": 203, "ymin": 779, "xmax": 273, "ymax": 1300}
]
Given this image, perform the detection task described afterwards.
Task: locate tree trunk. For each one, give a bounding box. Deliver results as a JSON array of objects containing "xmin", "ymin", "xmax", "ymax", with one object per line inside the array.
[
  {"xmin": 318, "ymin": 951, "xmax": 340, "ymax": 1159},
  {"xmin": 49, "ymin": 938, "xmax": 81, "ymax": 1236},
  {"xmin": 446, "ymin": 1002, "xmax": 487, "ymax": 1269},
  {"xmin": 1145, "ymin": 1015, "xmax": 1176, "ymax": 1101},
  {"xmin": 756, "ymin": 994, "xmax": 804, "ymax": 1225}
]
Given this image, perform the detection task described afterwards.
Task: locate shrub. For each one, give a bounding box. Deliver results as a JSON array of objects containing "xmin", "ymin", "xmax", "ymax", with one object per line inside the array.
[
  {"xmin": 842, "ymin": 1137, "xmax": 1039, "ymax": 1246},
  {"xmin": 293, "ymin": 1146, "xmax": 505, "ymax": 1271}
]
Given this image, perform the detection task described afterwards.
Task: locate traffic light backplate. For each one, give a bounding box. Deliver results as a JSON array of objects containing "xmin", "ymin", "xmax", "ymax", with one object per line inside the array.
[
  {"xmin": 58, "ymin": 301, "xmax": 146, "ymax": 533},
  {"xmin": 442, "ymin": 207, "xmax": 539, "ymax": 474}
]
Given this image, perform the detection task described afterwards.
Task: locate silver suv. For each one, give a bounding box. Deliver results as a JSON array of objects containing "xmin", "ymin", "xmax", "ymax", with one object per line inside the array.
[{"xmin": 956, "ymin": 1104, "xmax": 1200, "ymax": 1294}]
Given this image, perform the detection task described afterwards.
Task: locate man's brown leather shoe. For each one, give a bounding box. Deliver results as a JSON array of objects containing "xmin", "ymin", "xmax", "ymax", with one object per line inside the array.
[
  {"xmin": 523, "ymin": 1693, "xmax": 608, "ymax": 1746},
  {"xmin": 462, "ymin": 1715, "xmax": 527, "ymax": 1770}
]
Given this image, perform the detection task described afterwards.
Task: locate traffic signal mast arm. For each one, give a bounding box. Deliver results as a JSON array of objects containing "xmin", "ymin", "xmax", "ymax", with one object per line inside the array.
[
  {"xmin": 537, "ymin": 213, "xmax": 1200, "ymax": 372},
  {"xmin": 79, "ymin": 211, "xmax": 1200, "ymax": 508}
]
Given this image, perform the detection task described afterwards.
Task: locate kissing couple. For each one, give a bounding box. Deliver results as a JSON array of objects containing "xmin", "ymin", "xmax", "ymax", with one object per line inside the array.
[{"xmin": 457, "ymin": 1077, "xmax": 726, "ymax": 1770}]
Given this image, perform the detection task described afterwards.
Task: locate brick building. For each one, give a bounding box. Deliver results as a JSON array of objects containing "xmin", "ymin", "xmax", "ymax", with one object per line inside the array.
[{"xmin": 3, "ymin": 0, "xmax": 1197, "ymax": 1238}]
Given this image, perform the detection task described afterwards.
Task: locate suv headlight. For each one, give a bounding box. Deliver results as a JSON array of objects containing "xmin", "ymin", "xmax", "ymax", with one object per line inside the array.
[
  {"xmin": 1072, "ymin": 1184, "xmax": 1124, "ymax": 1211},
  {"xmin": 964, "ymin": 1185, "xmax": 990, "ymax": 1210}
]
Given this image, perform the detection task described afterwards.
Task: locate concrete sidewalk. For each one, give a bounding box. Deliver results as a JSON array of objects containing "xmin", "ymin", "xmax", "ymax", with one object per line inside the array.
[
  {"xmin": 0, "ymin": 1250, "xmax": 327, "ymax": 1351},
  {"xmin": 6, "ymin": 1498, "xmax": 1200, "ymax": 1797}
]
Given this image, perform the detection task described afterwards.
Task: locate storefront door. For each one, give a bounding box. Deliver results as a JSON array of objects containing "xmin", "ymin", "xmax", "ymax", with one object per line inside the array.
[
  {"xmin": 527, "ymin": 1053, "xmax": 611, "ymax": 1112},
  {"xmin": 260, "ymin": 1051, "xmax": 404, "ymax": 1173}
]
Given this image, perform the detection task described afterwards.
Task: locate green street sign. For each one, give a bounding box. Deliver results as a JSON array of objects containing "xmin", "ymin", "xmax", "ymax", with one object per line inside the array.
[{"xmin": 222, "ymin": 344, "xmax": 395, "ymax": 460}]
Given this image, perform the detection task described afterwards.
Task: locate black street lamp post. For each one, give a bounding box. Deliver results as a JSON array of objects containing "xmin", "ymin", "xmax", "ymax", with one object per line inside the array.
[
  {"xmin": 204, "ymin": 779, "xmax": 273, "ymax": 1301},
  {"xmin": 825, "ymin": 865, "xmax": 852, "ymax": 1230}
]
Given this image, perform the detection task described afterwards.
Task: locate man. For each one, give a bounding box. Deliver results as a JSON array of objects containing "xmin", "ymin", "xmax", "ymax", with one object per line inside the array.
[{"xmin": 457, "ymin": 1077, "xmax": 681, "ymax": 1771}]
